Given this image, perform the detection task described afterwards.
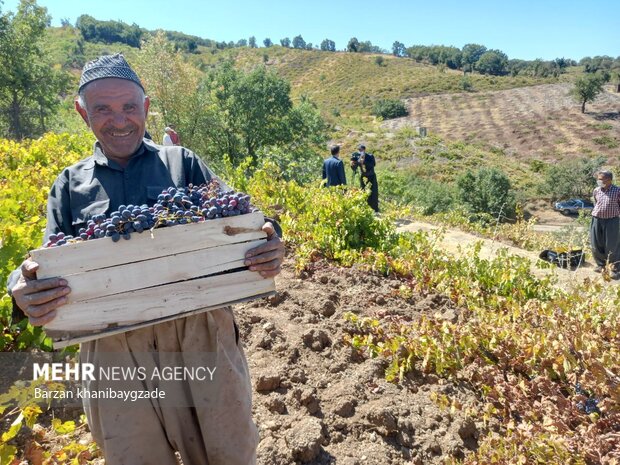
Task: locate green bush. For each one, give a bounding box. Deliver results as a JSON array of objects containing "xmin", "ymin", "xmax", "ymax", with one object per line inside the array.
[
  {"xmin": 379, "ymin": 170, "xmax": 457, "ymax": 215},
  {"xmin": 457, "ymin": 167, "xmax": 516, "ymax": 221},
  {"xmin": 539, "ymin": 156, "xmax": 605, "ymax": 200},
  {"xmin": 460, "ymin": 76, "xmax": 473, "ymax": 91},
  {"xmin": 371, "ymin": 99, "xmax": 408, "ymax": 119}
]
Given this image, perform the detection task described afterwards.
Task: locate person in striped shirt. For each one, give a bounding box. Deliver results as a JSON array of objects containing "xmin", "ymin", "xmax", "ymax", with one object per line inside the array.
[{"xmin": 590, "ymin": 170, "xmax": 620, "ymax": 278}]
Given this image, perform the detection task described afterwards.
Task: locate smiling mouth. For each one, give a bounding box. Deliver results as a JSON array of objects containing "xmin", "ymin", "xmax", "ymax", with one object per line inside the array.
[{"xmin": 109, "ymin": 130, "xmax": 133, "ymax": 138}]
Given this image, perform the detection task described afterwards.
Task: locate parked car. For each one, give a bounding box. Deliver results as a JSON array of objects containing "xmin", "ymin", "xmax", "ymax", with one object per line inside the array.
[{"xmin": 554, "ymin": 199, "xmax": 594, "ymax": 215}]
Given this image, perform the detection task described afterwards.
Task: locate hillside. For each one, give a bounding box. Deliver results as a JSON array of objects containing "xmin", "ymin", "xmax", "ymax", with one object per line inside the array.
[{"xmin": 191, "ymin": 45, "xmax": 571, "ymax": 118}]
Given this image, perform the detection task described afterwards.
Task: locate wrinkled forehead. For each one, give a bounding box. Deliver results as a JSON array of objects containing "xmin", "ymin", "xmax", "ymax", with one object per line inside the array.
[{"xmin": 81, "ymin": 78, "xmax": 144, "ymax": 103}]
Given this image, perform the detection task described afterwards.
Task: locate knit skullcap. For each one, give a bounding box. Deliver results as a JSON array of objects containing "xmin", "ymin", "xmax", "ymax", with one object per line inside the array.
[{"xmin": 79, "ymin": 53, "xmax": 144, "ymax": 92}]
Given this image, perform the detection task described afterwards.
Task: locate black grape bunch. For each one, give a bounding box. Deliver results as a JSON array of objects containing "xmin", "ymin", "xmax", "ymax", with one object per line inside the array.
[{"xmin": 44, "ymin": 181, "xmax": 255, "ymax": 248}]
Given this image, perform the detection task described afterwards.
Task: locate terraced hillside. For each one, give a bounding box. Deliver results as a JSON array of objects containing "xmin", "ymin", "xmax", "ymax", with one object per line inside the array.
[{"xmin": 383, "ymin": 83, "xmax": 620, "ymax": 162}]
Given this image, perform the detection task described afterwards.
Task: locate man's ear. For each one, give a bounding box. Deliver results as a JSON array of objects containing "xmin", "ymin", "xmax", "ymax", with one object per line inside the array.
[
  {"xmin": 143, "ymin": 95, "xmax": 150, "ymax": 116},
  {"xmin": 75, "ymin": 99, "xmax": 90, "ymax": 127}
]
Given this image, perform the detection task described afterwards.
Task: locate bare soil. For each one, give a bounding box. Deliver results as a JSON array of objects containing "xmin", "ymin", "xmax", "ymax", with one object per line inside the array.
[{"xmin": 238, "ymin": 259, "xmax": 485, "ymax": 464}]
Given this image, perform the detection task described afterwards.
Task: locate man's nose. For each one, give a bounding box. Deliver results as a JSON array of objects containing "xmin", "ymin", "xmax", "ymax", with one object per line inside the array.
[{"xmin": 111, "ymin": 112, "xmax": 128, "ymax": 126}]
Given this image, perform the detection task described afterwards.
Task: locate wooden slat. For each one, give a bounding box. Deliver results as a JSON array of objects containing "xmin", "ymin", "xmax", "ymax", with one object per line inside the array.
[
  {"xmin": 48, "ymin": 291, "xmax": 275, "ymax": 348},
  {"xmin": 44, "ymin": 270, "xmax": 275, "ymax": 332},
  {"xmin": 31, "ymin": 212, "xmax": 266, "ymax": 278},
  {"xmin": 65, "ymin": 239, "xmax": 265, "ymax": 303}
]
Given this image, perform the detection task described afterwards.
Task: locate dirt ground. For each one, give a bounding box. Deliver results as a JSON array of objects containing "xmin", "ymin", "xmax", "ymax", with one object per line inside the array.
[
  {"xmin": 383, "ymin": 83, "xmax": 620, "ymax": 163},
  {"xmin": 9, "ymin": 219, "xmax": 607, "ymax": 464},
  {"xmin": 237, "ymin": 258, "xmax": 485, "ymax": 465}
]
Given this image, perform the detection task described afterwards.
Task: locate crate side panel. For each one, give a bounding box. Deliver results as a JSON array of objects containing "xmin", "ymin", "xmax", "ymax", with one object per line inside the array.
[
  {"xmin": 31, "ymin": 212, "xmax": 266, "ymax": 278},
  {"xmin": 44, "ymin": 270, "xmax": 275, "ymax": 331},
  {"xmin": 65, "ymin": 239, "xmax": 265, "ymax": 303}
]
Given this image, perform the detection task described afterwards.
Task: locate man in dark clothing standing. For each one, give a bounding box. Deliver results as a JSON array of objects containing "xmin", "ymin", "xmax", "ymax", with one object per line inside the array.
[
  {"xmin": 322, "ymin": 145, "xmax": 346, "ymax": 187},
  {"xmin": 590, "ymin": 170, "xmax": 620, "ymax": 279},
  {"xmin": 350, "ymin": 144, "xmax": 379, "ymax": 212}
]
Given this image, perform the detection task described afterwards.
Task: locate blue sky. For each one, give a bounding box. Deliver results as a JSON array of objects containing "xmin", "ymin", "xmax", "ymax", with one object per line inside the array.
[{"xmin": 3, "ymin": 0, "xmax": 619, "ymax": 60}]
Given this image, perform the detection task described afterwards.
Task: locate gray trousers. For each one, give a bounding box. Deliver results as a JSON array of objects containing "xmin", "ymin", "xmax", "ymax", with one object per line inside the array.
[{"xmin": 590, "ymin": 216, "xmax": 620, "ymax": 268}]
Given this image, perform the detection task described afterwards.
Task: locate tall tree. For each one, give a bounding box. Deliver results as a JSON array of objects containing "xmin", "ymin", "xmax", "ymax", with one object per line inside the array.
[
  {"xmin": 0, "ymin": 0, "xmax": 70, "ymax": 139},
  {"xmin": 320, "ymin": 39, "xmax": 335, "ymax": 52},
  {"xmin": 263, "ymin": 38, "xmax": 272, "ymax": 47},
  {"xmin": 476, "ymin": 50, "xmax": 508, "ymax": 75},
  {"xmin": 201, "ymin": 62, "xmax": 325, "ymax": 166},
  {"xmin": 248, "ymin": 36, "xmax": 257, "ymax": 48},
  {"xmin": 461, "ymin": 43, "xmax": 487, "ymax": 73},
  {"xmin": 133, "ymin": 31, "xmax": 206, "ymax": 150},
  {"xmin": 392, "ymin": 41, "xmax": 405, "ymax": 57},
  {"xmin": 292, "ymin": 35, "xmax": 306, "ymax": 49},
  {"xmin": 280, "ymin": 37, "xmax": 290, "ymax": 48},
  {"xmin": 572, "ymin": 73, "xmax": 606, "ymax": 113},
  {"xmin": 347, "ymin": 37, "xmax": 359, "ymax": 53}
]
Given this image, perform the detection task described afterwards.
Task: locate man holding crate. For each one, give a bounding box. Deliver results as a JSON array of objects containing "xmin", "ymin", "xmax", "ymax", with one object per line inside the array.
[{"xmin": 7, "ymin": 54, "xmax": 284, "ymax": 465}]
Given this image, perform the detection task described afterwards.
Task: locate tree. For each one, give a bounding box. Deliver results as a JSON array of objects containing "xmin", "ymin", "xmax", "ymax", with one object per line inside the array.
[
  {"xmin": 263, "ymin": 38, "xmax": 272, "ymax": 47},
  {"xmin": 248, "ymin": 36, "xmax": 257, "ymax": 48},
  {"xmin": 457, "ymin": 168, "xmax": 516, "ymax": 220},
  {"xmin": 133, "ymin": 32, "xmax": 205, "ymax": 152},
  {"xmin": 392, "ymin": 41, "xmax": 405, "ymax": 57},
  {"xmin": 320, "ymin": 39, "xmax": 335, "ymax": 52},
  {"xmin": 201, "ymin": 63, "xmax": 326, "ymax": 166},
  {"xmin": 75, "ymin": 14, "xmax": 143, "ymax": 48},
  {"xmin": 461, "ymin": 43, "xmax": 487, "ymax": 72},
  {"xmin": 476, "ymin": 50, "xmax": 508, "ymax": 75},
  {"xmin": 572, "ymin": 73, "xmax": 606, "ymax": 113},
  {"xmin": 236, "ymin": 38, "xmax": 247, "ymax": 47},
  {"xmin": 539, "ymin": 156, "xmax": 605, "ymax": 200},
  {"xmin": 347, "ymin": 37, "xmax": 359, "ymax": 53},
  {"xmin": 280, "ymin": 37, "xmax": 290, "ymax": 47},
  {"xmin": 292, "ymin": 35, "xmax": 306, "ymax": 49},
  {"xmin": 0, "ymin": 0, "xmax": 71, "ymax": 139}
]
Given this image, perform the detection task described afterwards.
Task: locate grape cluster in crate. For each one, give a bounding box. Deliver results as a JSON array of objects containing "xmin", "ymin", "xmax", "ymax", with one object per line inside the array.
[{"xmin": 45, "ymin": 181, "xmax": 255, "ymax": 247}]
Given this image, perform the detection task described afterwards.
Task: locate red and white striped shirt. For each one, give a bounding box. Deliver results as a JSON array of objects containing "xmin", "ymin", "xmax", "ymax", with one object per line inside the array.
[{"xmin": 592, "ymin": 184, "xmax": 620, "ymax": 218}]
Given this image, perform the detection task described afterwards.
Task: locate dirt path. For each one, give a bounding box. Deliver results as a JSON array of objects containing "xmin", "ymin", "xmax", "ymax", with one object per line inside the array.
[{"xmin": 396, "ymin": 220, "xmax": 602, "ymax": 290}]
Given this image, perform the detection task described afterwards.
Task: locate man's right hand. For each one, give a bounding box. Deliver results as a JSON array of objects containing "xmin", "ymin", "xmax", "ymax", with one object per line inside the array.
[{"xmin": 11, "ymin": 258, "xmax": 70, "ymax": 326}]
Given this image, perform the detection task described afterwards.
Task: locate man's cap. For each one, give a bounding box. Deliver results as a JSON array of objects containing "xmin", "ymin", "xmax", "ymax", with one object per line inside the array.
[
  {"xmin": 358, "ymin": 144, "xmax": 366, "ymax": 150},
  {"xmin": 79, "ymin": 53, "xmax": 144, "ymax": 92},
  {"xmin": 165, "ymin": 127, "xmax": 172, "ymax": 132}
]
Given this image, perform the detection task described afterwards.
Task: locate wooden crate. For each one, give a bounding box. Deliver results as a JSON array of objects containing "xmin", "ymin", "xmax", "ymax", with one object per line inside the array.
[{"xmin": 30, "ymin": 211, "xmax": 275, "ymax": 347}]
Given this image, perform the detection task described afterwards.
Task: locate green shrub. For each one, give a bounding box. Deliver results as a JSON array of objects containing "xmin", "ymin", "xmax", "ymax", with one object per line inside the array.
[
  {"xmin": 457, "ymin": 167, "xmax": 516, "ymax": 221},
  {"xmin": 460, "ymin": 76, "xmax": 473, "ymax": 91},
  {"xmin": 371, "ymin": 99, "xmax": 408, "ymax": 119},
  {"xmin": 379, "ymin": 170, "xmax": 457, "ymax": 215},
  {"xmin": 539, "ymin": 156, "xmax": 605, "ymax": 200}
]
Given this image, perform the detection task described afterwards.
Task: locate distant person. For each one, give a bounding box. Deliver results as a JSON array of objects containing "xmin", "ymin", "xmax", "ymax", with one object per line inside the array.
[
  {"xmin": 322, "ymin": 145, "xmax": 346, "ymax": 186},
  {"xmin": 350, "ymin": 144, "xmax": 379, "ymax": 212},
  {"xmin": 162, "ymin": 126, "xmax": 175, "ymax": 146},
  {"xmin": 590, "ymin": 170, "xmax": 620, "ymax": 279},
  {"xmin": 169, "ymin": 124, "xmax": 180, "ymax": 145}
]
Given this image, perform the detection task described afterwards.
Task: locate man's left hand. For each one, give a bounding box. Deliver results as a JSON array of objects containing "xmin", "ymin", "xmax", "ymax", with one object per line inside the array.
[{"xmin": 245, "ymin": 222, "xmax": 285, "ymax": 278}]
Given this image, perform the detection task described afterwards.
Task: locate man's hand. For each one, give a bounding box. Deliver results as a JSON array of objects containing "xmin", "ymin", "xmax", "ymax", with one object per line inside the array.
[
  {"xmin": 10, "ymin": 258, "xmax": 71, "ymax": 326},
  {"xmin": 245, "ymin": 222, "xmax": 285, "ymax": 278}
]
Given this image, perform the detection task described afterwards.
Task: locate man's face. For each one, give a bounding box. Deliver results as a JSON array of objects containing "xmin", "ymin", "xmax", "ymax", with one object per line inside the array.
[
  {"xmin": 598, "ymin": 175, "xmax": 611, "ymax": 187},
  {"xmin": 75, "ymin": 78, "xmax": 149, "ymax": 160}
]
